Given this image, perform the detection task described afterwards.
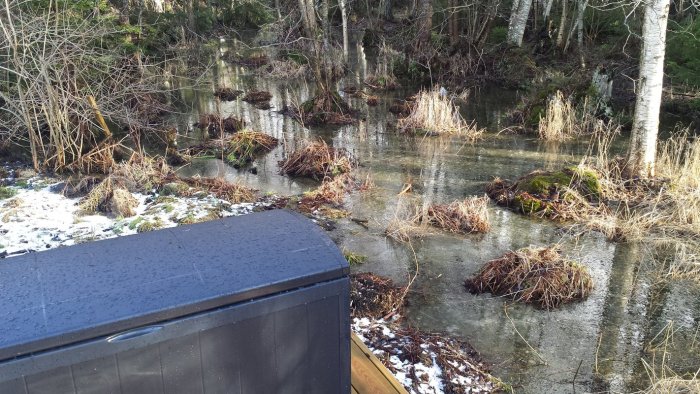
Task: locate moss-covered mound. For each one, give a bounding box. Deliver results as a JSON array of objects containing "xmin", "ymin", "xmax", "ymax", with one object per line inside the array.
[
  {"xmin": 224, "ymin": 131, "xmax": 278, "ymax": 167},
  {"xmin": 486, "ymin": 166, "xmax": 602, "ymax": 220},
  {"xmin": 465, "ymin": 246, "xmax": 593, "ymax": 309}
]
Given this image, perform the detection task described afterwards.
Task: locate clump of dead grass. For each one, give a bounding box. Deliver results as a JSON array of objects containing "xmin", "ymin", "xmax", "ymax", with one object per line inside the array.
[
  {"xmin": 225, "ymin": 131, "xmax": 279, "ymax": 167},
  {"xmin": 214, "ymin": 88, "xmax": 242, "ymax": 101},
  {"xmin": 538, "ymin": 91, "xmax": 620, "ymax": 141},
  {"xmin": 385, "ymin": 199, "xmax": 429, "ymax": 243},
  {"xmin": 258, "ymin": 59, "xmax": 309, "ymax": 79},
  {"xmin": 77, "ymin": 155, "xmax": 171, "ymax": 217},
  {"xmin": 465, "ymin": 246, "xmax": 594, "ymax": 309},
  {"xmin": 279, "ymin": 140, "xmax": 356, "ymax": 180},
  {"xmin": 176, "ymin": 177, "xmax": 257, "ymax": 203},
  {"xmin": 298, "ymin": 173, "xmax": 354, "ymax": 213},
  {"xmin": 350, "ymin": 272, "xmax": 405, "ymax": 319},
  {"xmin": 197, "ymin": 114, "xmax": 245, "ymax": 136},
  {"xmin": 425, "ymin": 196, "xmax": 491, "ymax": 234},
  {"xmin": 397, "ymin": 88, "xmax": 483, "ymax": 140}
]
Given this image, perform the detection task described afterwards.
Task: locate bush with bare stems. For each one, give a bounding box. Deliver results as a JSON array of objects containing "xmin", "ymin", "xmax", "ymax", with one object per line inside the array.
[{"xmin": 0, "ymin": 1, "xmax": 169, "ymax": 172}]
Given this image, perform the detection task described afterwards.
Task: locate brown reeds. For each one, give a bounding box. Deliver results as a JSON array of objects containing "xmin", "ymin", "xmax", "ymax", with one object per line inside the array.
[
  {"xmin": 397, "ymin": 89, "xmax": 483, "ymax": 140},
  {"xmin": 225, "ymin": 131, "xmax": 279, "ymax": 167},
  {"xmin": 214, "ymin": 88, "xmax": 243, "ymax": 101},
  {"xmin": 279, "ymin": 140, "xmax": 356, "ymax": 180},
  {"xmin": 242, "ymin": 91, "xmax": 272, "ymax": 103},
  {"xmin": 465, "ymin": 246, "xmax": 593, "ymax": 309},
  {"xmin": 425, "ymin": 196, "xmax": 491, "ymax": 234},
  {"xmin": 177, "ymin": 177, "xmax": 256, "ymax": 203},
  {"xmin": 258, "ymin": 60, "xmax": 308, "ymax": 79},
  {"xmin": 197, "ymin": 114, "xmax": 245, "ymax": 136},
  {"xmin": 350, "ymin": 272, "xmax": 405, "ymax": 319},
  {"xmin": 538, "ymin": 91, "xmax": 619, "ymax": 141},
  {"xmin": 298, "ymin": 173, "xmax": 354, "ymax": 213}
]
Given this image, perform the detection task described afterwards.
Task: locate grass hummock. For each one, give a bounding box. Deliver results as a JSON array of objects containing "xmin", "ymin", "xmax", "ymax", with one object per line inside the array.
[
  {"xmin": 213, "ymin": 88, "xmax": 243, "ymax": 101},
  {"xmin": 351, "ymin": 272, "xmax": 405, "ymax": 319},
  {"xmin": 225, "ymin": 131, "xmax": 279, "ymax": 167},
  {"xmin": 397, "ymin": 88, "xmax": 483, "ymax": 139},
  {"xmin": 279, "ymin": 140, "xmax": 356, "ymax": 180},
  {"xmin": 465, "ymin": 246, "xmax": 593, "ymax": 309},
  {"xmin": 197, "ymin": 114, "xmax": 245, "ymax": 136},
  {"xmin": 425, "ymin": 196, "xmax": 491, "ymax": 234}
]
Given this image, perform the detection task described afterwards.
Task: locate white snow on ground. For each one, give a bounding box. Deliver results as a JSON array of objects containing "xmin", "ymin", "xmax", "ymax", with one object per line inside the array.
[
  {"xmin": 0, "ymin": 178, "xmax": 264, "ymax": 257},
  {"xmin": 352, "ymin": 317, "xmax": 495, "ymax": 394}
]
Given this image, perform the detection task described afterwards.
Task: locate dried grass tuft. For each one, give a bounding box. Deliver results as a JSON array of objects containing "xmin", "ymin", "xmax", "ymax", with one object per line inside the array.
[
  {"xmin": 197, "ymin": 114, "xmax": 245, "ymax": 136},
  {"xmin": 425, "ymin": 196, "xmax": 491, "ymax": 234},
  {"xmin": 177, "ymin": 177, "xmax": 257, "ymax": 203},
  {"xmin": 397, "ymin": 89, "xmax": 483, "ymax": 140},
  {"xmin": 465, "ymin": 246, "xmax": 594, "ymax": 309},
  {"xmin": 214, "ymin": 88, "xmax": 243, "ymax": 101},
  {"xmin": 225, "ymin": 131, "xmax": 279, "ymax": 167},
  {"xmin": 350, "ymin": 272, "xmax": 405, "ymax": 319},
  {"xmin": 258, "ymin": 60, "xmax": 309, "ymax": 79},
  {"xmin": 298, "ymin": 173, "xmax": 354, "ymax": 213},
  {"xmin": 279, "ymin": 140, "xmax": 356, "ymax": 180}
]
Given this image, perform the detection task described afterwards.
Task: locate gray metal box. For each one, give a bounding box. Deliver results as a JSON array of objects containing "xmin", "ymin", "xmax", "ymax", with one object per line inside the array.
[{"xmin": 0, "ymin": 210, "xmax": 350, "ymax": 393}]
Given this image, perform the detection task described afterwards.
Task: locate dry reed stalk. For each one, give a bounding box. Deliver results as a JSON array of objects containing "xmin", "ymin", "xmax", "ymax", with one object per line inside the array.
[
  {"xmin": 397, "ymin": 89, "xmax": 483, "ymax": 140},
  {"xmin": 538, "ymin": 91, "xmax": 576, "ymax": 141},
  {"xmin": 465, "ymin": 246, "xmax": 593, "ymax": 309},
  {"xmin": 425, "ymin": 196, "xmax": 491, "ymax": 234},
  {"xmin": 279, "ymin": 140, "xmax": 356, "ymax": 180}
]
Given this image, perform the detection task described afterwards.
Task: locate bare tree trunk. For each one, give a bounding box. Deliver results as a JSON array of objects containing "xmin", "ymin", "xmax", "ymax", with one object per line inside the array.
[
  {"xmin": 448, "ymin": 0, "xmax": 459, "ymax": 45},
  {"xmin": 556, "ymin": 0, "xmax": 568, "ymax": 47},
  {"xmin": 564, "ymin": 0, "xmax": 585, "ymax": 52},
  {"xmin": 507, "ymin": 0, "xmax": 533, "ymax": 46},
  {"xmin": 340, "ymin": 0, "xmax": 349, "ymax": 58},
  {"xmin": 417, "ymin": 0, "xmax": 433, "ymax": 50},
  {"xmin": 380, "ymin": 0, "xmax": 393, "ymax": 20},
  {"xmin": 543, "ymin": 0, "xmax": 554, "ymax": 21},
  {"xmin": 627, "ymin": 0, "xmax": 671, "ymax": 178}
]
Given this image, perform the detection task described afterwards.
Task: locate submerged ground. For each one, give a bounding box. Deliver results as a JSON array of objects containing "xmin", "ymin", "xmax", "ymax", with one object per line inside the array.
[{"xmin": 2, "ymin": 36, "xmax": 699, "ymax": 393}]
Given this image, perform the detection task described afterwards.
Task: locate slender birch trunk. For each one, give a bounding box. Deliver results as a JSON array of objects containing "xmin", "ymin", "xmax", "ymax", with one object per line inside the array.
[
  {"xmin": 627, "ymin": 0, "xmax": 671, "ymax": 177},
  {"xmin": 339, "ymin": 0, "xmax": 349, "ymax": 59},
  {"xmin": 556, "ymin": 0, "xmax": 568, "ymax": 47},
  {"xmin": 564, "ymin": 0, "xmax": 586, "ymax": 52},
  {"xmin": 507, "ymin": 0, "xmax": 533, "ymax": 46},
  {"xmin": 543, "ymin": 0, "xmax": 554, "ymax": 21}
]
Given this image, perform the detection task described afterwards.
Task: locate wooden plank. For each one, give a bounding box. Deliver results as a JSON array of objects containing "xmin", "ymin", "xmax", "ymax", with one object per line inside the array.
[{"xmin": 350, "ymin": 333, "xmax": 408, "ymax": 394}]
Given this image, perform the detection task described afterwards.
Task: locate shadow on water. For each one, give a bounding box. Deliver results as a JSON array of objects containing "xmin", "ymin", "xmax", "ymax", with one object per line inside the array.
[{"xmin": 166, "ymin": 37, "xmax": 700, "ymax": 393}]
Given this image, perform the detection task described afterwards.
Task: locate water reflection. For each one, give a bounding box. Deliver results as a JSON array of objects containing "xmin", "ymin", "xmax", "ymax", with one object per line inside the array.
[{"xmin": 166, "ymin": 38, "xmax": 700, "ymax": 393}]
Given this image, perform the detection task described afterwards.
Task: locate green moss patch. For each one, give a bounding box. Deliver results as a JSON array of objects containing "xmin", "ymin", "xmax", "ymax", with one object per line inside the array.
[
  {"xmin": 486, "ymin": 166, "xmax": 602, "ymax": 220},
  {"xmin": 0, "ymin": 186, "xmax": 17, "ymax": 200}
]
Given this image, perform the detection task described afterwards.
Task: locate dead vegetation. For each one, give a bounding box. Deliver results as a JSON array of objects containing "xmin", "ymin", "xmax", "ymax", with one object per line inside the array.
[
  {"xmin": 227, "ymin": 51, "xmax": 268, "ymax": 68},
  {"xmin": 214, "ymin": 88, "xmax": 243, "ymax": 101},
  {"xmin": 363, "ymin": 42, "xmax": 400, "ymax": 90},
  {"xmin": 397, "ymin": 89, "xmax": 483, "ymax": 139},
  {"xmin": 196, "ymin": 114, "xmax": 245, "ymax": 136},
  {"xmin": 279, "ymin": 140, "xmax": 356, "ymax": 180},
  {"xmin": 425, "ymin": 196, "xmax": 491, "ymax": 234},
  {"xmin": 242, "ymin": 91, "xmax": 273, "ymax": 110},
  {"xmin": 77, "ymin": 155, "xmax": 171, "ymax": 217},
  {"xmin": 386, "ymin": 196, "xmax": 491, "ymax": 242},
  {"xmin": 298, "ymin": 173, "xmax": 354, "ymax": 214},
  {"xmin": 175, "ymin": 177, "xmax": 257, "ymax": 203},
  {"xmin": 388, "ymin": 100, "xmax": 415, "ymax": 118},
  {"xmin": 351, "ymin": 272, "xmax": 405, "ymax": 319},
  {"xmin": 257, "ymin": 60, "xmax": 309, "ymax": 79},
  {"xmin": 225, "ymin": 131, "xmax": 279, "ymax": 167},
  {"xmin": 295, "ymin": 91, "xmax": 355, "ymax": 125},
  {"xmin": 538, "ymin": 91, "xmax": 620, "ymax": 141},
  {"xmin": 465, "ymin": 246, "xmax": 594, "ymax": 309}
]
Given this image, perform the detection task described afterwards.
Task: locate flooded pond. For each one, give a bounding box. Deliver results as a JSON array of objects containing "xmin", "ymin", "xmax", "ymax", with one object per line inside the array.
[{"xmin": 167, "ymin": 39, "xmax": 700, "ymax": 393}]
